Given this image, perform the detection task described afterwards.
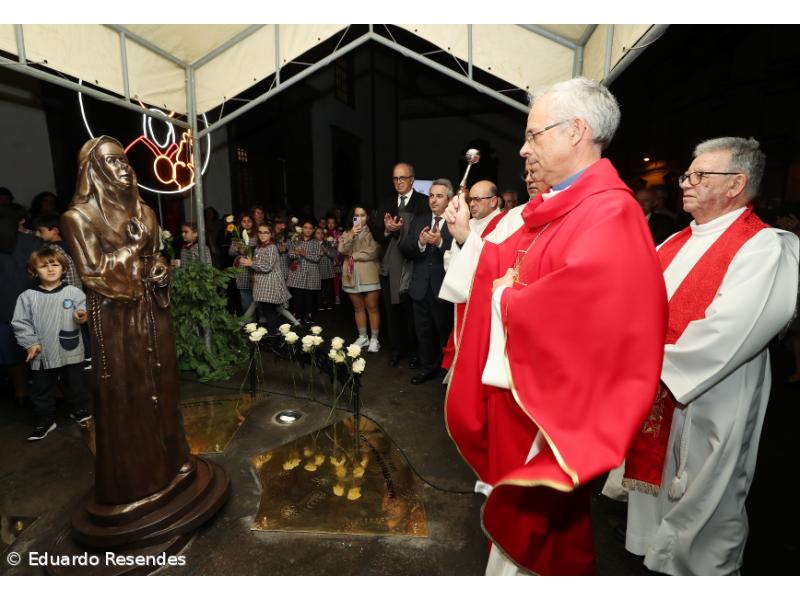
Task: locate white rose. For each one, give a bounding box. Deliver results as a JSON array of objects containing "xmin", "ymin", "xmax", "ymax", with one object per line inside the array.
[
  {"xmin": 284, "ymin": 331, "xmax": 299, "ymax": 344},
  {"xmin": 256, "ymin": 327, "xmax": 268, "ymax": 337},
  {"xmin": 225, "ymin": 215, "xmax": 234, "ymax": 223},
  {"xmin": 328, "ymin": 349, "xmax": 338, "ymax": 360},
  {"xmin": 346, "ymin": 344, "xmax": 361, "ymax": 358},
  {"xmin": 244, "ymin": 322, "xmax": 258, "ymax": 333},
  {"xmin": 310, "ymin": 325, "xmax": 322, "ymax": 335},
  {"xmin": 249, "ymin": 330, "xmax": 265, "ymax": 342},
  {"xmin": 295, "ymin": 226, "xmax": 303, "ymax": 234},
  {"xmin": 161, "ymin": 229, "xmax": 172, "ymax": 240},
  {"xmin": 333, "ymin": 352, "xmax": 345, "ymax": 364},
  {"xmin": 279, "ymin": 323, "xmax": 292, "ymax": 335},
  {"xmin": 326, "ymin": 236, "xmax": 334, "ymax": 243},
  {"xmin": 291, "ymin": 217, "xmax": 299, "ymax": 224},
  {"xmin": 331, "ymin": 337, "xmax": 344, "ymax": 351},
  {"xmin": 352, "ymin": 358, "xmax": 366, "ymax": 374},
  {"xmin": 301, "ymin": 335, "xmax": 314, "ymax": 346},
  {"xmin": 242, "ymin": 230, "xmax": 250, "ymax": 245}
]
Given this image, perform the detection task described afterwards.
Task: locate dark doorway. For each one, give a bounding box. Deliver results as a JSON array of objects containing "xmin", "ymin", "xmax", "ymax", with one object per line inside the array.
[{"xmin": 331, "ymin": 126, "xmax": 362, "ymax": 210}]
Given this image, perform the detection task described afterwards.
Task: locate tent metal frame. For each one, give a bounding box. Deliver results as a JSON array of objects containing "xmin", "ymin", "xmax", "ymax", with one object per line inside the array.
[{"xmin": 1, "ymin": 23, "xmax": 668, "ymax": 250}]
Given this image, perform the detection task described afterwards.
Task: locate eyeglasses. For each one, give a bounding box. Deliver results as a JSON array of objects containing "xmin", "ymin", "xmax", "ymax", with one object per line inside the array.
[
  {"xmin": 678, "ymin": 171, "xmax": 742, "ymax": 186},
  {"xmin": 524, "ymin": 120, "xmax": 568, "ymax": 144},
  {"xmin": 468, "ymin": 195, "xmax": 495, "ymax": 203},
  {"xmin": 392, "ymin": 176, "xmax": 413, "ymax": 182},
  {"xmin": 519, "ymin": 170, "xmax": 535, "ymax": 182}
]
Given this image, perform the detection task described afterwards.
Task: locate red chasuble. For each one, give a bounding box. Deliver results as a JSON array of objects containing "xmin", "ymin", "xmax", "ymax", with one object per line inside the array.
[
  {"xmin": 445, "ymin": 158, "xmax": 668, "ymax": 575},
  {"xmin": 442, "ymin": 210, "xmax": 507, "ymax": 371}
]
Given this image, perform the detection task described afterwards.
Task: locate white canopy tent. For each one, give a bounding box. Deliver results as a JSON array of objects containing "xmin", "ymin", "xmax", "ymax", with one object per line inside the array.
[{"xmin": 0, "ymin": 23, "xmax": 665, "ymax": 247}]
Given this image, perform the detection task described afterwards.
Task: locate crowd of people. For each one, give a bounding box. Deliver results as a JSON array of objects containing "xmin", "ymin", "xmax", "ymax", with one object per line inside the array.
[{"xmin": 2, "ymin": 73, "xmax": 800, "ymax": 577}]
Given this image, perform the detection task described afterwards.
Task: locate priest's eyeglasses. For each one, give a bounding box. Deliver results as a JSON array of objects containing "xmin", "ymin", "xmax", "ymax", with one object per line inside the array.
[
  {"xmin": 678, "ymin": 171, "xmax": 742, "ymax": 186},
  {"xmin": 524, "ymin": 120, "xmax": 568, "ymax": 144},
  {"xmin": 468, "ymin": 195, "xmax": 495, "ymax": 203}
]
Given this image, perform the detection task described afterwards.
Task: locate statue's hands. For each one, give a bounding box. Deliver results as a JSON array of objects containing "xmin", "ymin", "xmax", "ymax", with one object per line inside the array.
[
  {"xmin": 149, "ymin": 260, "xmax": 170, "ymax": 287},
  {"xmin": 127, "ymin": 217, "xmax": 149, "ymax": 251}
]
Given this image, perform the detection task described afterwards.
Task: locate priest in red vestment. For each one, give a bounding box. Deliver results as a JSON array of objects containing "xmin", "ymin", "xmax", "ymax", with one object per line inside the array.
[{"xmin": 444, "ymin": 77, "xmax": 668, "ymax": 575}]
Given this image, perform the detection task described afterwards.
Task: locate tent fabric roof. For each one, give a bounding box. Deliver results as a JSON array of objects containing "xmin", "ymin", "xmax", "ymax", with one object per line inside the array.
[{"xmin": 0, "ymin": 24, "xmax": 655, "ymax": 126}]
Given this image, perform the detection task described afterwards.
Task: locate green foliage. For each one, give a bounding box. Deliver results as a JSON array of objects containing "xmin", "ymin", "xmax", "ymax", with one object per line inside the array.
[{"xmin": 170, "ymin": 260, "xmax": 247, "ymax": 381}]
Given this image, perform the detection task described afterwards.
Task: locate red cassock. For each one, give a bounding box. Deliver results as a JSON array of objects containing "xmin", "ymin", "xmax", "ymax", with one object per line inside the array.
[{"xmin": 445, "ymin": 158, "xmax": 668, "ymax": 575}]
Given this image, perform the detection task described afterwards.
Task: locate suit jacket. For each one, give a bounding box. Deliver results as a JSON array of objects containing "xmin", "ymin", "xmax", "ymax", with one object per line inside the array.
[
  {"xmin": 377, "ymin": 189, "xmax": 428, "ymax": 303},
  {"xmin": 399, "ymin": 211, "xmax": 453, "ymax": 302}
]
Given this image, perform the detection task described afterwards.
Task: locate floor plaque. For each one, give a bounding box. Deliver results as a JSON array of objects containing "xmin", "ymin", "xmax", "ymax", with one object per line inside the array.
[
  {"xmin": 182, "ymin": 394, "xmax": 253, "ymax": 454},
  {"xmin": 250, "ymin": 416, "xmax": 428, "ymax": 537}
]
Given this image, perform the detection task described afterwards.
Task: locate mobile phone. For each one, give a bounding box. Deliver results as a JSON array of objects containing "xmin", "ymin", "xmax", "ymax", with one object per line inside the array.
[{"xmin": 353, "ymin": 217, "xmax": 359, "ymax": 224}]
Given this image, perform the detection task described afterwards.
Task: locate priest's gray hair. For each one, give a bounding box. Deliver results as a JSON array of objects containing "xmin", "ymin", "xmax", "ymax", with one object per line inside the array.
[
  {"xmin": 529, "ymin": 77, "xmax": 621, "ymax": 150},
  {"xmin": 431, "ymin": 178, "xmax": 454, "ymax": 198},
  {"xmin": 693, "ymin": 137, "xmax": 765, "ymax": 199}
]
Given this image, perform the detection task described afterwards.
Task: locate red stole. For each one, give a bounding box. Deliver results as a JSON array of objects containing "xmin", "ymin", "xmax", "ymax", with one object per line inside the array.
[
  {"xmin": 441, "ymin": 210, "xmax": 506, "ymax": 371},
  {"xmin": 623, "ymin": 206, "xmax": 769, "ymax": 493}
]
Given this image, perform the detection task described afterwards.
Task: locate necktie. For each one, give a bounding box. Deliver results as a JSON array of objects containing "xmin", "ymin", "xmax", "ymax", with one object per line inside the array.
[
  {"xmin": 432, "ymin": 216, "xmax": 441, "ymax": 233},
  {"xmin": 398, "ymin": 195, "xmax": 407, "ymax": 209}
]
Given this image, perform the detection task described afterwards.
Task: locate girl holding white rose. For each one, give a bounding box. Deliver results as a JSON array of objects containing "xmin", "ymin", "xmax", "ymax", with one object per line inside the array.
[{"xmin": 228, "ymin": 212, "xmax": 256, "ymax": 315}]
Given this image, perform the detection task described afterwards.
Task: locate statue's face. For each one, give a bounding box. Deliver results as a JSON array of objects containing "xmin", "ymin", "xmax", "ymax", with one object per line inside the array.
[{"xmin": 97, "ymin": 141, "xmax": 132, "ymax": 189}]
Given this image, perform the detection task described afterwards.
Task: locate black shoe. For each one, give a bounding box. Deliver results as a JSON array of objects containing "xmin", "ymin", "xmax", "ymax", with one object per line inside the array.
[
  {"xmin": 28, "ymin": 422, "xmax": 56, "ymax": 441},
  {"xmin": 69, "ymin": 409, "xmax": 92, "ymax": 424},
  {"xmin": 389, "ymin": 352, "xmax": 400, "ymax": 367},
  {"xmin": 411, "ymin": 370, "xmax": 439, "ymax": 385},
  {"xmin": 408, "ymin": 356, "xmax": 420, "ymax": 370}
]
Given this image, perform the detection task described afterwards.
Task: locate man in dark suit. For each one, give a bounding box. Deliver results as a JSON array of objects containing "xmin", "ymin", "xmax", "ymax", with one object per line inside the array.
[
  {"xmin": 637, "ymin": 187, "xmax": 677, "ymax": 245},
  {"xmin": 400, "ymin": 179, "xmax": 454, "ymax": 384},
  {"xmin": 376, "ymin": 162, "xmax": 428, "ymax": 368}
]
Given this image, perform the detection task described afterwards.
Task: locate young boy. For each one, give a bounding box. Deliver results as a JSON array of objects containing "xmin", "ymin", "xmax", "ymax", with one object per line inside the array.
[
  {"xmin": 33, "ymin": 215, "xmax": 81, "ymax": 289},
  {"xmin": 12, "ymin": 247, "xmax": 91, "ymax": 441}
]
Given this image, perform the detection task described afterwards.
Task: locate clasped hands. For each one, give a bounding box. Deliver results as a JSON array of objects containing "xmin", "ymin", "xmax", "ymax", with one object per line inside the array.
[{"xmin": 418, "ymin": 226, "xmax": 442, "ymax": 248}]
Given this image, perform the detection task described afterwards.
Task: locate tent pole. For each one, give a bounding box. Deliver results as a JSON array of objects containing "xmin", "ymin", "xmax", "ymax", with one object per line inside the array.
[{"xmin": 186, "ymin": 66, "xmax": 207, "ymax": 263}]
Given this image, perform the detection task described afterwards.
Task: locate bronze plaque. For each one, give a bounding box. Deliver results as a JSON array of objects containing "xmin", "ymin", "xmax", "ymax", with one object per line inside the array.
[
  {"xmin": 251, "ymin": 417, "xmax": 428, "ymax": 537},
  {"xmin": 181, "ymin": 394, "xmax": 253, "ymax": 454}
]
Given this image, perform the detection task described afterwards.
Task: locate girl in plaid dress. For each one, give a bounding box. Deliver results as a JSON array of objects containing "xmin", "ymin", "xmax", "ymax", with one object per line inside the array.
[
  {"xmin": 286, "ymin": 220, "xmax": 321, "ymax": 322},
  {"xmin": 228, "ymin": 213, "xmax": 256, "ymax": 315},
  {"xmin": 176, "ymin": 221, "xmax": 212, "ymax": 266},
  {"xmin": 315, "ymin": 227, "xmax": 336, "ymax": 310},
  {"xmin": 239, "ymin": 225, "xmax": 291, "ymax": 331}
]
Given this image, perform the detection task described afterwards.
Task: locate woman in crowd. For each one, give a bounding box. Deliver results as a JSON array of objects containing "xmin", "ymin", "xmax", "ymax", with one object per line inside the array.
[
  {"xmin": 338, "ymin": 205, "xmax": 381, "ymax": 352},
  {"xmin": 251, "ymin": 205, "xmax": 266, "ymax": 228}
]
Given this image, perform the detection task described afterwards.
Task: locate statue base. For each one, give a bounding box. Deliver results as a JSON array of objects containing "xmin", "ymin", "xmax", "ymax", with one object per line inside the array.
[{"xmin": 47, "ymin": 455, "xmax": 229, "ymax": 575}]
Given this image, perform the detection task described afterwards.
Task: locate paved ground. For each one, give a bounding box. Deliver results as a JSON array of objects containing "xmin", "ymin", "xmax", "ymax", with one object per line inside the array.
[{"xmin": 1, "ymin": 304, "xmax": 798, "ymax": 575}]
